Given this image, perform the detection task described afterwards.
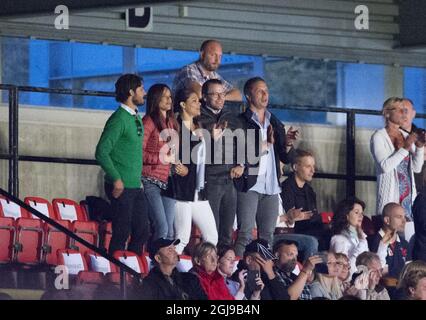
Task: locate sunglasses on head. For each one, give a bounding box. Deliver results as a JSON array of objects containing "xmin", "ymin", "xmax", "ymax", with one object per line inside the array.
[{"xmin": 135, "ymin": 116, "xmax": 143, "ymax": 136}]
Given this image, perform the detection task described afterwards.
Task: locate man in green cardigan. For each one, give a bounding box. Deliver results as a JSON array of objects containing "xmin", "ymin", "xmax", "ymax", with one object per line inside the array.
[{"xmin": 95, "ymin": 74, "xmax": 149, "ymax": 255}]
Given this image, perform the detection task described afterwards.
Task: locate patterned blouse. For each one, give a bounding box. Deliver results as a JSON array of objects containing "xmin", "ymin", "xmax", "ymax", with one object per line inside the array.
[{"xmin": 397, "ymin": 155, "xmax": 412, "ymax": 221}]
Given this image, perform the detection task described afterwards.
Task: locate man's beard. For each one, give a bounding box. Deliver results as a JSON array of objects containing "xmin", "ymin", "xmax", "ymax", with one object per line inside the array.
[
  {"xmin": 132, "ymin": 96, "xmax": 143, "ymax": 106},
  {"xmin": 281, "ymin": 260, "xmax": 297, "ymax": 273},
  {"xmin": 204, "ymin": 63, "xmax": 218, "ymax": 72}
]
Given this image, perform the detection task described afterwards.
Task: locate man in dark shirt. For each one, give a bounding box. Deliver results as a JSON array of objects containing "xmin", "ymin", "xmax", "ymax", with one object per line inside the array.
[
  {"xmin": 197, "ymin": 79, "xmax": 244, "ymax": 246},
  {"xmin": 370, "ymin": 202, "xmax": 409, "ymax": 278},
  {"xmin": 280, "ymin": 149, "xmax": 330, "ymax": 250},
  {"xmin": 138, "ymin": 238, "xmax": 207, "ymax": 300},
  {"xmin": 232, "ymin": 239, "xmax": 290, "ymax": 300}
]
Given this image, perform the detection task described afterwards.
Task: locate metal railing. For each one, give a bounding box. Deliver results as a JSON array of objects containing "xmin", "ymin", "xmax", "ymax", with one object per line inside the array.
[
  {"xmin": 0, "ymin": 84, "xmax": 139, "ymax": 299},
  {"xmin": 1, "ymin": 84, "xmax": 426, "ymax": 299},
  {"xmin": 0, "ymin": 187, "xmax": 141, "ymax": 299},
  {"xmin": 2, "ymin": 84, "xmax": 426, "ymax": 198}
]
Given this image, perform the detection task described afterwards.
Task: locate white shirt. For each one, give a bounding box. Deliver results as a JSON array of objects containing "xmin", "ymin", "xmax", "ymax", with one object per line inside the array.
[
  {"xmin": 249, "ymin": 110, "xmax": 281, "ymax": 195},
  {"xmin": 120, "ymin": 103, "xmax": 138, "ymax": 116},
  {"xmin": 330, "ymin": 226, "xmax": 369, "ymax": 276}
]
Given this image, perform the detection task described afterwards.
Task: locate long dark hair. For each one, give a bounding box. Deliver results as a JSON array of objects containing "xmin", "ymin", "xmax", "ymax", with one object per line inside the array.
[
  {"xmin": 146, "ymin": 84, "xmax": 178, "ymax": 133},
  {"xmin": 331, "ymin": 197, "xmax": 366, "ymax": 235},
  {"xmin": 173, "ymin": 88, "xmax": 201, "ymax": 129}
]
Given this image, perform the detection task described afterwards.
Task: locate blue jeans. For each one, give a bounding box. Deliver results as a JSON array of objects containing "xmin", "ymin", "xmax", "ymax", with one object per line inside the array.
[
  {"xmin": 273, "ymin": 233, "xmax": 319, "ymax": 262},
  {"xmin": 142, "ymin": 179, "xmax": 176, "ymax": 240}
]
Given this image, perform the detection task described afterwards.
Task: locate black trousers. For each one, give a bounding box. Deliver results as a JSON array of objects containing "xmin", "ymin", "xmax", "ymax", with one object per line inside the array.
[
  {"xmin": 105, "ymin": 183, "xmax": 150, "ymax": 255},
  {"xmin": 205, "ymin": 176, "xmax": 237, "ymax": 246}
]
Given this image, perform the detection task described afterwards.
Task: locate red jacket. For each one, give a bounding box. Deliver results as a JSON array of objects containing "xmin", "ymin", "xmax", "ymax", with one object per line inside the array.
[
  {"xmin": 142, "ymin": 116, "xmax": 172, "ymax": 183},
  {"xmin": 192, "ymin": 266, "xmax": 234, "ymax": 300}
]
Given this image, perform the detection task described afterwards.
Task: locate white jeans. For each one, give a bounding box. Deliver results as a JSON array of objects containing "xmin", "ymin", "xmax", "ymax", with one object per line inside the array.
[{"xmin": 174, "ymin": 197, "xmax": 218, "ymax": 254}]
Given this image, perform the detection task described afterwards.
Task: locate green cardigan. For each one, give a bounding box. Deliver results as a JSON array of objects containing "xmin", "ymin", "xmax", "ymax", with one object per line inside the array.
[{"xmin": 95, "ymin": 107, "xmax": 143, "ymax": 188}]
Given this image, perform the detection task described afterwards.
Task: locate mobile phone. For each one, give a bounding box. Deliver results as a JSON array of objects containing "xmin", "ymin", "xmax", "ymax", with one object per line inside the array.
[
  {"xmin": 318, "ymin": 252, "xmax": 329, "ymax": 263},
  {"xmin": 246, "ymin": 270, "xmax": 261, "ymax": 291}
]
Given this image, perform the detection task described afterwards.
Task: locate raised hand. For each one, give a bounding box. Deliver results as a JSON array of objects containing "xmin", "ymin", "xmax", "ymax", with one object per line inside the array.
[
  {"xmin": 404, "ymin": 132, "xmax": 418, "ymax": 150},
  {"xmin": 267, "ymin": 124, "xmax": 275, "ymax": 144},
  {"xmin": 286, "ymin": 126, "xmax": 299, "ymax": 148}
]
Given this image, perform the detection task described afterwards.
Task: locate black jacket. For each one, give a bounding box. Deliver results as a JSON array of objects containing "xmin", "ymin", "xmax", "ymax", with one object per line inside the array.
[
  {"xmin": 281, "ymin": 173, "xmax": 323, "ymax": 233},
  {"xmin": 369, "ymin": 232, "xmax": 409, "ymax": 278},
  {"xmin": 412, "ymin": 189, "xmax": 426, "ymax": 262},
  {"xmin": 163, "ymin": 116, "xmax": 206, "ymax": 201},
  {"xmin": 138, "ymin": 266, "xmax": 208, "ymax": 300},
  {"xmin": 234, "ymin": 107, "xmax": 293, "ymax": 192},
  {"xmin": 232, "ymin": 260, "xmax": 290, "ymax": 300},
  {"xmin": 197, "ymin": 104, "xmax": 242, "ymax": 178}
]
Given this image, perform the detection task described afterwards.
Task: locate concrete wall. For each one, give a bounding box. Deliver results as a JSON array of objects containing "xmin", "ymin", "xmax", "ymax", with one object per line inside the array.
[{"xmin": 0, "ymin": 104, "xmax": 380, "ymax": 216}]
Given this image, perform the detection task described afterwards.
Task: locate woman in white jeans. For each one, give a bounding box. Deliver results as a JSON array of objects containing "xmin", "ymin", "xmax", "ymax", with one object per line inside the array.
[{"xmin": 163, "ymin": 88, "xmax": 218, "ymax": 254}]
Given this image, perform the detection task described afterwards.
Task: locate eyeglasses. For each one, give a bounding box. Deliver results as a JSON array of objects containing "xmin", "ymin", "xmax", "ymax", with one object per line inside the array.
[
  {"xmin": 135, "ymin": 116, "xmax": 143, "ymax": 136},
  {"xmin": 207, "ymin": 92, "xmax": 226, "ymax": 99}
]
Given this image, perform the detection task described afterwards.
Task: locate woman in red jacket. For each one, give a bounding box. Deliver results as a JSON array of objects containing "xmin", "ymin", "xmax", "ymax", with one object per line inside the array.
[
  {"xmin": 190, "ymin": 242, "xmax": 234, "ymax": 300},
  {"xmin": 142, "ymin": 84, "xmax": 187, "ymax": 241}
]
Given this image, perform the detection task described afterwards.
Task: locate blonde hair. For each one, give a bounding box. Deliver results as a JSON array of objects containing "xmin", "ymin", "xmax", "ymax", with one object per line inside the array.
[
  {"xmin": 397, "ymin": 260, "xmax": 426, "ymax": 297},
  {"xmin": 192, "ymin": 242, "xmax": 217, "ymax": 266},
  {"xmin": 382, "ymin": 97, "xmax": 403, "ymax": 121}
]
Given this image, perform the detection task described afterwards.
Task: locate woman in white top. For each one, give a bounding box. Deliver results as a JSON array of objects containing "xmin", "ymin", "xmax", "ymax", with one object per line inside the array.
[
  {"xmin": 165, "ymin": 88, "xmax": 218, "ymax": 255},
  {"xmin": 370, "ymin": 97, "xmax": 424, "ymax": 220},
  {"xmin": 330, "ymin": 197, "xmax": 369, "ymax": 275}
]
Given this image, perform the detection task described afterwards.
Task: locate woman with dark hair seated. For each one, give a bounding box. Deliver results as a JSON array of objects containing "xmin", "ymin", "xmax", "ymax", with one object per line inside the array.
[
  {"xmin": 216, "ymin": 244, "xmax": 264, "ymax": 300},
  {"xmin": 329, "ymin": 197, "xmax": 369, "ymax": 275}
]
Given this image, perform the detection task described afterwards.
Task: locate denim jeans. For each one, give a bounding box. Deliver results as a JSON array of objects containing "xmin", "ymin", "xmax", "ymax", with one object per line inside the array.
[{"xmin": 142, "ymin": 179, "xmax": 176, "ymax": 240}]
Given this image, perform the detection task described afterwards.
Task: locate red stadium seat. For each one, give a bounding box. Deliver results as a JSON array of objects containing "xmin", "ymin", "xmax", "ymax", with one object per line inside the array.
[
  {"xmin": 176, "ymin": 255, "xmax": 193, "ymax": 272},
  {"xmin": 99, "ymin": 221, "xmax": 112, "ymax": 252},
  {"xmin": 52, "ymin": 198, "xmax": 87, "ymax": 222},
  {"xmin": 24, "ymin": 196, "xmax": 56, "ymax": 220},
  {"xmin": 113, "ymin": 250, "xmax": 148, "ymax": 276},
  {"xmin": 0, "ymin": 196, "xmax": 29, "ymax": 219},
  {"xmin": 71, "ymin": 221, "xmax": 99, "ymax": 256},
  {"xmin": 14, "ymin": 218, "xmax": 44, "ymax": 265},
  {"xmin": 76, "ymin": 271, "xmax": 105, "ymax": 285},
  {"xmin": 320, "ymin": 212, "xmax": 334, "ymax": 224},
  {"xmin": 43, "ymin": 220, "xmax": 71, "ymax": 265},
  {"xmin": 143, "ymin": 252, "xmax": 152, "ymax": 272},
  {"xmin": 56, "ymin": 249, "xmax": 88, "ymax": 275},
  {"xmin": 0, "ymin": 217, "xmax": 15, "ymax": 264},
  {"xmin": 85, "ymin": 251, "xmax": 117, "ymax": 275}
]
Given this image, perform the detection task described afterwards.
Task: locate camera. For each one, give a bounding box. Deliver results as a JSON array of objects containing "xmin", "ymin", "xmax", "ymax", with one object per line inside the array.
[
  {"xmin": 246, "ymin": 270, "xmax": 261, "ymax": 291},
  {"xmin": 400, "ymin": 126, "xmax": 426, "ymax": 144},
  {"xmin": 412, "ymin": 126, "xmax": 426, "ymax": 144}
]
